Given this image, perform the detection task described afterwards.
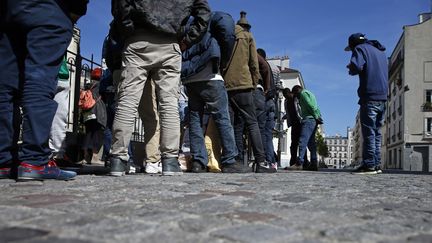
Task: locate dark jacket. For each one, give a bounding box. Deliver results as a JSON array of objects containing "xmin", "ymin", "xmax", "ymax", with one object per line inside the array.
[
  {"xmin": 111, "ymin": 0, "xmax": 211, "ymax": 46},
  {"xmin": 102, "ymin": 27, "xmax": 124, "ymax": 72},
  {"xmin": 181, "ymin": 11, "xmax": 235, "ymax": 81},
  {"xmin": 348, "ymin": 40, "xmax": 388, "ymax": 104},
  {"xmin": 56, "ymin": 0, "xmax": 89, "ymax": 19}
]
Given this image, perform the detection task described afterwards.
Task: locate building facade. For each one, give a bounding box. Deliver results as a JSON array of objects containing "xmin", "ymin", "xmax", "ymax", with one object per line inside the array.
[
  {"xmin": 385, "ymin": 13, "xmax": 432, "ymax": 172},
  {"xmin": 324, "ymin": 127, "xmax": 353, "ymax": 169}
]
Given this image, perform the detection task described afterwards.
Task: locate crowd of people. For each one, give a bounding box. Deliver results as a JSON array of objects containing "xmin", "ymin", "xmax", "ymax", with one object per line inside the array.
[{"xmin": 0, "ymin": 0, "xmax": 388, "ymax": 181}]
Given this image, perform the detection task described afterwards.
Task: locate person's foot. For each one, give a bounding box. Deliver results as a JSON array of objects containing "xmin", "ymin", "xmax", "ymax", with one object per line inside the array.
[
  {"xmin": 375, "ymin": 165, "xmax": 383, "ymax": 174},
  {"xmin": 253, "ymin": 161, "xmax": 277, "ymax": 173},
  {"xmin": 221, "ymin": 161, "xmax": 251, "ymax": 173},
  {"xmin": 53, "ymin": 156, "xmax": 83, "ymax": 168},
  {"xmin": 303, "ymin": 161, "xmax": 318, "ymax": 171},
  {"xmin": 285, "ymin": 163, "xmax": 303, "ymax": 171},
  {"xmin": 351, "ymin": 164, "xmax": 378, "ymax": 175},
  {"xmin": 191, "ymin": 160, "xmax": 207, "ymax": 173},
  {"xmin": 17, "ymin": 160, "xmax": 77, "ymax": 181},
  {"xmin": 145, "ymin": 162, "xmax": 162, "ymax": 174},
  {"xmin": 162, "ymin": 158, "xmax": 183, "ymax": 176},
  {"xmin": 0, "ymin": 166, "xmax": 12, "ymax": 180},
  {"xmin": 109, "ymin": 157, "xmax": 128, "ymax": 177}
]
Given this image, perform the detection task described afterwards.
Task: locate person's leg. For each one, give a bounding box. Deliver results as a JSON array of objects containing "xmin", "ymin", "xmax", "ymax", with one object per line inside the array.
[
  {"xmin": 360, "ymin": 102, "xmax": 379, "ymax": 168},
  {"xmin": 111, "ymin": 36, "xmax": 149, "ymax": 163},
  {"xmin": 151, "ymin": 41, "xmax": 181, "ymax": 175},
  {"xmin": 0, "ymin": 28, "xmax": 22, "ymax": 172},
  {"xmin": 138, "ymin": 79, "xmax": 161, "ymax": 165},
  {"xmin": 229, "ymin": 91, "xmax": 266, "ymax": 163},
  {"xmin": 306, "ymin": 121, "xmax": 318, "ymax": 169},
  {"xmin": 254, "ymin": 89, "xmax": 266, "ymax": 154},
  {"xmin": 264, "ymin": 100, "xmax": 276, "ymax": 164},
  {"xmin": 186, "ymin": 83, "xmax": 208, "ymax": 167},
  {"xmin": 19, "ymin": 5, "xmax": 73, "ymax": 166},
  {"xmin": 49, "ymin": 82, "xmax": 70, "ymax": 158},
  {"xmin": 200, "ymin": 81, "xmax": 237, "ymax": 165},
  {"xmin": 297, "ymin": 119, "xmax": 315, "ymax": 165},
  {"xmin": 374, "ymin": 101, "xmax": 386, "ymax": 168}
]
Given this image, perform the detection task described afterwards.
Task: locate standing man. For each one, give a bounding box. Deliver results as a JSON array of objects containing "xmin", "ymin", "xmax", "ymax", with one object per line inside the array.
[
  {"xmin": 0, "ymin": 0, "xmax": 88, "ymax": 181},
  {"xmin": 109, "ymin": 0, "xmax": 211, "ymax": 176},
  {"xmin": 182, "ymin": 11, "xmax": 251, "ymax": 173},
  {"xmin": 282, "ymin": 88, "xmax": 307, "ymax": 167},
  {"xmin": 224, "ymin": 12, "xmax": 275, "ymax": 173},
  {"xmin": 289, "ymin": 85, "xmax": 321, "ymax": 171},
  {"xmin": 257, "ymin": 48, "xmax": 277, "ymax": 167},
  {"xmin": 345, "ymin": 33, "xmax": 388, "ymax": 174}
]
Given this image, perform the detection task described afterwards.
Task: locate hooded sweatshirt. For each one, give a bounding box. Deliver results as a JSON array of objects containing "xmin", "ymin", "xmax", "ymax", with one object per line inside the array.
[{"xmin": 348, "ymin": 40, "xmax": 388, "ymax": 104}]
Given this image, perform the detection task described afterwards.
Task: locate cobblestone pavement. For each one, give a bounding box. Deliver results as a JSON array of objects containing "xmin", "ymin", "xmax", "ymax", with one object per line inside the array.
[{"xmin": 1, "ymin": 169, "xmax": 432, "ymax": 243}]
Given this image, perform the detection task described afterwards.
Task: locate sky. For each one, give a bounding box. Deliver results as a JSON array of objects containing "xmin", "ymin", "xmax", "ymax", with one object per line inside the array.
[{"xmin": 77, "ymin": 0, "xmax": 431, "ymax": 136}]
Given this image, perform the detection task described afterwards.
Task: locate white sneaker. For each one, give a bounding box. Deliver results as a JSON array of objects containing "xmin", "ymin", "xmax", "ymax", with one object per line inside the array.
[
  {"xmin": 127, "ymin": 163, "xmax": 137, "ymax": 174},
  {"xmin": 145, "ymin": 162, "xmax": 162, "ymax": 174}
]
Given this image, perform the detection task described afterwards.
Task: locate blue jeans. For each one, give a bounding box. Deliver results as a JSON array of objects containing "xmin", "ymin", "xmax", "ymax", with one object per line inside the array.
[
  {"xmin": 264, "ymin": 100, "xmax": 276, "ymax": 163},
  {"xmin": 297, "ymin": 118, "xmax": 318, "ymax": 164},
  {"xmin": 360, "ymin": 101, "xmax": 386, "ymax": 168},
  {"xmin": 186, "ymin": 80, "xmax": 237, "ymax": 165},
  {"xmin": 0, "ymin": 0, "xmax": 73, "ymax": 166}
]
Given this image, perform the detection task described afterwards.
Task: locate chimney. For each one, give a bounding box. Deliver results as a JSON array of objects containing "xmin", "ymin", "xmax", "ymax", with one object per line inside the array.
[{"xmin": 419, "ymin": 12, "xmax": 431, "ymax": 23}]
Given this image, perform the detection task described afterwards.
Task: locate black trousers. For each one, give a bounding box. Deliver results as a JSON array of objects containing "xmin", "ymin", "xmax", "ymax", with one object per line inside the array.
[{"xmin": 229, "ymin": 89, "xmax": 265, "ymax": 163}]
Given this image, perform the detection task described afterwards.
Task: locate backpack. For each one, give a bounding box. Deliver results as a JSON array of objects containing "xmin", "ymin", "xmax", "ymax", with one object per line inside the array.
[{"xmin": 79, "ymin": 83, "xmax": 97, "ymax": 110}]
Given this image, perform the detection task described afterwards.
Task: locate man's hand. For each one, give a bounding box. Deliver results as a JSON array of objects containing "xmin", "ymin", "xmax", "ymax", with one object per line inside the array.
[{"xmin": 179, "ymin": 40, "xmax": 187, "ymax": 52}]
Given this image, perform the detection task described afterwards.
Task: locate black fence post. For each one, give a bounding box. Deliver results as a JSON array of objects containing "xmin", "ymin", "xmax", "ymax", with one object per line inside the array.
[{"xmin": 73, "ymin": 53, "xmax": 83, "ymax": 134}]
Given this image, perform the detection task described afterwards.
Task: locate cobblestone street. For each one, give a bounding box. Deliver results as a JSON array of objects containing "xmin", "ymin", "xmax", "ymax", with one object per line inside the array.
[{"xmin": 1, "ymin": 170, "xmax": 431, "ymax": 243}]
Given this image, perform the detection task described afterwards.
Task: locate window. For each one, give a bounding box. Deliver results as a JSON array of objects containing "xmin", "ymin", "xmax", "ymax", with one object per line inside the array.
[
  {"xmin": 426, "ymin": 90, "xmax": 432, "ymax": 103},
  {"xmin": 426, "ymin": 118, "xmax": 432, "ymax": 134}
]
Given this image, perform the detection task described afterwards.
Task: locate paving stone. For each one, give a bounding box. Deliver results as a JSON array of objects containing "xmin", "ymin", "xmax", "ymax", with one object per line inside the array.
[
  {"xmin": 0, "ymin": 171, "xmax": 431, "ymax": 242},
  {"xmin": 210, "ymin": 224, "xmax": 298, "ymax": 242}
]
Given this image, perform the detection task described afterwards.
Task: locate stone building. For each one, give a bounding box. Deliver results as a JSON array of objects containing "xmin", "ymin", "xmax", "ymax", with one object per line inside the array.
[{"xmin": 384, "ymin": 12, "xmax": 432, "ymax": 172}]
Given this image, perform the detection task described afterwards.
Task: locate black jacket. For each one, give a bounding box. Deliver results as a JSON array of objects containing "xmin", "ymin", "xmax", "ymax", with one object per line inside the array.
[
  {"xmin": 56, "ymin": 0, "xmax": 89, "ymax": 19},
  {"xmin": 111, "ymin": 0, "xmax": 211, "ymax": 46}
]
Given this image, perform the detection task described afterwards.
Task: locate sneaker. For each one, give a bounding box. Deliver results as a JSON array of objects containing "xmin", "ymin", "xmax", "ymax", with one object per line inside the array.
[
  {"xmin": 109, "ymin": 157, "xmax": 128, "ymax": 177},
  {"xmin": 285, "ymin": 163, "xmax": 303, "ymax": 171},
  {"xmin": 221, "ymin": 161, "xmax": 251, "ymax": 173},
  {"xmin": 0, "ymin": 166, "xmax": 12, "ymax": 179},
  {"xmin": 253, "ymin": 161, "xmax": 277, "ymax": 173},
  {"xmin": 53, "ymin": 156, "xmax": 83, "ymax": 168},
  {"xmin": 145, "ymin": 162, "xmax": 162, "ymax": 174},
  {"xmin": 191, "ymin": 160, "xmax": 207, "ymax": 173},
  {"xmin": 352, "ymin": 164, "xmax": 377, "ymax": 175},
  {"xmin": 375, "ymin": 165, "xmax": 383, "ymax": 174},
  {"xmin": 127, "ymin": 163, "xmax": 137, "ymax": 174},
  {"xmin": 162, "ymin": 158, "xmax": 183, "ymax": 176},
  {"xmin": 17, "ymin": 160, "xmax": 77, "ymax": 181}
]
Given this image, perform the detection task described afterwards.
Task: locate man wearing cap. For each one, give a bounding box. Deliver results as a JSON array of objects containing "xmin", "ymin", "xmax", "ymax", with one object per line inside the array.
[
  {"xmin": 345, "ymin": 33, "xmax": 388, "ymax": 175},
  {"xmin": 224, "ymin": 12, "xmax": 275, "ymax": 173}
]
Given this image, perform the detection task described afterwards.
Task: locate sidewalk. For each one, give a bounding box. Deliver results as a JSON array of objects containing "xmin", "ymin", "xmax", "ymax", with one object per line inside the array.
[{"xmin": 1, "ymin": 170, "xmax": 431, "ymax": 242}]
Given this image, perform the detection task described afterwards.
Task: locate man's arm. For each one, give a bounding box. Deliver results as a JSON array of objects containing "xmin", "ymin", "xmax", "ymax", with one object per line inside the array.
[
  {"xmin": 258, "ymin": 55, "xmax": 271, "ymax": 92},
  {"xmin": 182, "ymin": 0, "xmax": 211, "ymax": 49},
  {"xmin": 249, "ymin": 37, "xmax": 260, "ymax": 87},
  {"xmin": 211, "ymin": 12, "xmax": 235, "ymax": 72},
  {"xmin": 347, "ymin": 47, "xmax": 366, "ymax": 76}
]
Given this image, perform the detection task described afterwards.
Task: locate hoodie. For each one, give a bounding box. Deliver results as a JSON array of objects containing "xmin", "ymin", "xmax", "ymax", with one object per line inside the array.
[{"xmin": 348, "ymin": 40, "xmax": 388, "ymax": 104}]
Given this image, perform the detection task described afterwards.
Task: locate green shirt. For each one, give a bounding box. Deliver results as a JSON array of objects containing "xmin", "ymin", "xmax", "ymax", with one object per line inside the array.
[{"xmin": 298, "ymin": 89, "xmax": 321, "ymax": 120}]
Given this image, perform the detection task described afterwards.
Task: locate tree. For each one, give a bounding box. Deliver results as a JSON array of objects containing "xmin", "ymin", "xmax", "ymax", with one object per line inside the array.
[{"xmin": 315, "ymin": 131, "xmax": 329, "ymax": 168}]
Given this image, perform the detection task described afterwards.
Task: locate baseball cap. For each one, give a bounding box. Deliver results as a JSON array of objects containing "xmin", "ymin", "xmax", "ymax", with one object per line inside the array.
[{"xmin": 344, "ymin": 33, "xmax": 366, "ymax": 51}]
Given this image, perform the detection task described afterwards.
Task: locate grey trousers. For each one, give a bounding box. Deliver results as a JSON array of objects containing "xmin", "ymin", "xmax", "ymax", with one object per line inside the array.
[
  {"xmin": 111, "ymin": 33, "xmax": 181, "ymax": 161},
  {"xmin": 49, "ymin": 81, "xmax": 69, "ymax": 158}
]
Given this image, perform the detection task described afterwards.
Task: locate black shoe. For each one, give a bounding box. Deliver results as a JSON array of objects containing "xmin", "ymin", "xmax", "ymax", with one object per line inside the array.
[
  {"xmin": 109, "ymin": 157, "xmax": 128, "ymax": 177},
  {"xmin": 221, "ymin": 161, "xmax": 251, "ymax": 173},
  {"xmin": 191, "ymin": 160, "xmax": 207, "ymax": 173},
  {"xmin": 253, "ymin": 161, "xmax": 277, "ymax": 173},
  {"xmin": 352, "ymin": 164, "xmax": 377, "ymax": 175},
  {"xmin": 303, "ymin": 161, "xmax": 318, "ymax": 171},
  {"xmin": 162, "ymin": 157, "xmax": 183, "ymax": 176}
]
